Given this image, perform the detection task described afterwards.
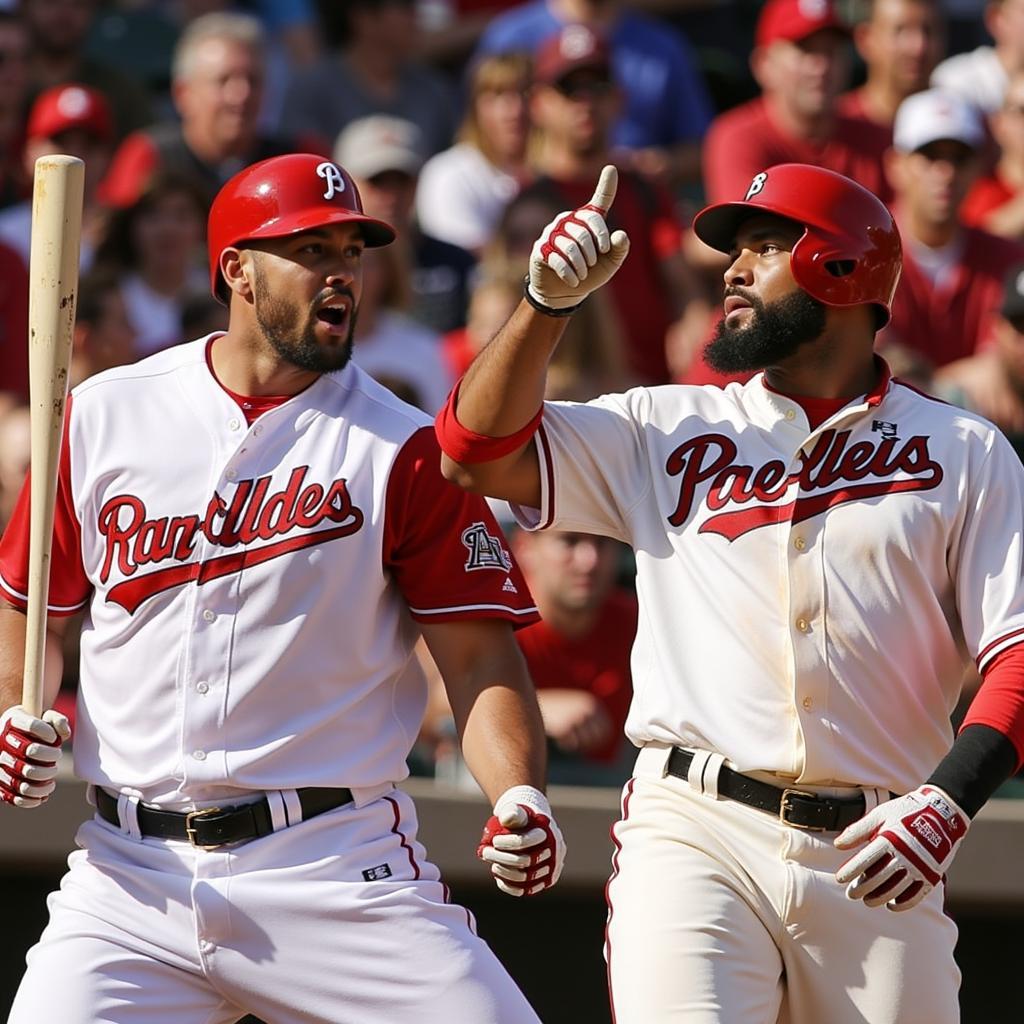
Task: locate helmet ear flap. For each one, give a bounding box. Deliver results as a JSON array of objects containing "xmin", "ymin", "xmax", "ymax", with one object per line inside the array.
[{"xmin": 790, "ymin": 229, "xmax": 867, "ymax": 309}]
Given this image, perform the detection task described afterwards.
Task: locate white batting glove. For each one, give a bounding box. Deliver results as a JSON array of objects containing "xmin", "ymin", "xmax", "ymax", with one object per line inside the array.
[
  {"xmin": 477, "ymin": 785, "xmax": 566, "ymax": 897},
  {"xmin": 0, "ymin": 704, "xmax": 71, "ymax": 808},
  {"xmin": 834, "ymin": 785, "xmax": 969, "ymax": 912},
  {"xmin": 526, "ymin": 165, "xmax": 631, "ymax": 312}
]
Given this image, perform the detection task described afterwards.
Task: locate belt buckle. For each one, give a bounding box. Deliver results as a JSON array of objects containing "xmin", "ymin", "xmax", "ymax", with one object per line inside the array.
[
  {"xmin": 184, "ymin": 807, "xmax": 223, "ymax": 850},
  {"xmin": 779, "ymin": 788, "xmax": 826, "ymax": 831}
]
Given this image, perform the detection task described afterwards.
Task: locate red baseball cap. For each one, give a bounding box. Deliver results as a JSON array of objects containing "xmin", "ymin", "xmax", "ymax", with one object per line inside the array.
[
  {"xmin": 27, "ymin": 84, "xmax": 114, "ymax": 143},
  {"xmin": 756, "ymin": 0, "xmax": 848, "ymax": 48},
  {"xmin": 535, "ymin": 23, "xmax": 612, "ymax": 85}
]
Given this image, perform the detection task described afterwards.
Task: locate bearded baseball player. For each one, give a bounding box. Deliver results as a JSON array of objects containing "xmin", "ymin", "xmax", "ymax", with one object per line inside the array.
[
  {"xmin": 436, "ymin": 162, "xmax": 1024, "ymax": 1023},
  {"xmin": 0, "ymin": 153, "xmax": 564, "ymax": 1024}
]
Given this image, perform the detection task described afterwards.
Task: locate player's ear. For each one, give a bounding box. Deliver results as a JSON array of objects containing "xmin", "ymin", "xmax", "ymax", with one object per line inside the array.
[{"xmin": 220, "ymin": 247, "xmax": 254, "ymax": 301}]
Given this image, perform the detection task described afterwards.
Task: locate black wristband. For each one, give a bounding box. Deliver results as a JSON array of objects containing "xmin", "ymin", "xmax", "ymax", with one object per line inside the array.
[
  {"xmin": 926, "ymin": 724, "xmax": 1018, "ymax": 818},
  {"xmin": 522, "ymin": 276, "xmax": 582, "ymax": 317}
]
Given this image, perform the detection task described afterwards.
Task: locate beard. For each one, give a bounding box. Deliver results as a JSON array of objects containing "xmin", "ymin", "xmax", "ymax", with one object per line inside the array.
[
  {"xmin": 704, "ymin": 288, "xmax": 828, "ymax": 374},
  {"xmin": 252, "ymin": 260, "xmax": 357, "ymax": 374}
]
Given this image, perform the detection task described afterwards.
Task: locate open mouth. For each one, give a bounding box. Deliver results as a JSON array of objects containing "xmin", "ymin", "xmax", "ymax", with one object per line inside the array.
[{"xmin": 315, "ymin": 299, "xmax": 351, "ymax": 335}]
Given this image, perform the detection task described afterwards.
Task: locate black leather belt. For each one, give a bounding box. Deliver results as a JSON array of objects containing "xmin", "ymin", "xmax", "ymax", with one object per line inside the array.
[
  {"xmin": 667, "ymin": 747, "xmax": 867, "ymax": 833},
  {"xmin": 96, "ymin": 786, "xmax": 354, "ymax": 849}
]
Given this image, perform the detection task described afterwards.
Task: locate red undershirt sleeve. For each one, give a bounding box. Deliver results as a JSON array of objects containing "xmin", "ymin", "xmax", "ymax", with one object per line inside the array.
[
  {"xmin": 962, "ymin": 643, "xmax": 1024, "ymax": 768},
  {"xmin": 0, "ymin": 395, "xmax": 90, "ymax": 615}
]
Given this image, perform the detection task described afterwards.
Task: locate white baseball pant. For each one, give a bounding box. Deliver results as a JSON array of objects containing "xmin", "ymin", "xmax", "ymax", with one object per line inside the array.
[
  {"xmin": 9, "ymin": 787, "xmax": 540, "ymax": 1024},
  {"xmin": 606, "ymin": 744, "xmax": 961, "ymax": 1023}
]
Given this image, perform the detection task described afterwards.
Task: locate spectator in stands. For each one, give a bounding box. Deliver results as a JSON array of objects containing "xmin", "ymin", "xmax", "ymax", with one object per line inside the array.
[
  {"xmin": 0, "ymin": 11, "xmax": 30, "ymax": 209},
  {"xmin": 99, "ymin": 12, "xmax": 297, "ymax": 209},
  {"xmin": 417, "ymin": 523, "xmax": 636, "ymax": 786},
  {"xmin": 415, "ymin": 51, "xmax": 533, "ymax": 255},
  {"xmin": 936, "ymin": 260, "xmax": 1024, "ymax": 458},
  {"xmin": 21, "ymin": 0, "xmax": 152, "ymax": 142},
  {"xmin": 93, "ymin": 172, "xmax": 209, "ymax": 357},
  {"xmin": 350, "ymin": 242, "xmax": 454, "ymax": 414},
  {"xmin": 281, "ymin": 0, "xmax": 456, "ymax": 158},
  {"xmin": 932, "ymin": 0, "xmax": 1024, "ymax": 115},
  {"xmin": 702, "ymin": 0, "xmax": 892, "ymax": 206},
  {"xmin": 962, "ymin": 70, "xmax": 1024, "ymax": 237},
  {"xmin": 520, "ymin": 23, "xmax": 696, "ymax": 384},
  {"xmin": 0, "ymin": 84, "xmax": 113, "ymax": 271},
  {"xmin": 841, "ymin": 0, "xmax": 945, "ymax": 129},
  {"xmin": 509, "ymin": 527, "xmax": 636, "ymax": 784},
  {"xmin": 334, "ymin": 114, "xmax": 475, "ymax": 333},
  {"xmin": 475, "ymin": 0, "xmax": 712, "ymax": 190},
  {"xmin": 882, "ymin": 88, "xmax": 1024, "ymax": 368},
  {"xmin": 68, "ymin": 268, "xmax": 138, "ymax": 389},
  {"xmin": 0, "ymin": 240, "xmax": 29, "ymax": 402}
]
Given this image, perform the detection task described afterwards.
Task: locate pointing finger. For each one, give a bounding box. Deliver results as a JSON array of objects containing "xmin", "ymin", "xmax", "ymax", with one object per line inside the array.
[{"xmin": 587, "ymin": 164, "xmax": 618, "ymax": 213}]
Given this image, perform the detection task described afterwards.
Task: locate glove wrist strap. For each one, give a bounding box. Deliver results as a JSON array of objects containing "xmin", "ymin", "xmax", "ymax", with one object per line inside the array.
[
  {"xmin": 494, "ymin": 784, "xmax": 550, "ymax": 817},
  {"xmin": 523, "ymin": 276, "xmax": 583, "ymax": 317}
]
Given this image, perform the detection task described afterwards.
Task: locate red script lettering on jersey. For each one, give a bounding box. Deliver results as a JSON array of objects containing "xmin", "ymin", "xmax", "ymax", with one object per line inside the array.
[
  {"xmin": 98, "ymin": 466, "xmax": 364, "ymax": 612},
  {"xmin": 666, "ymin": 430, "xmax": 943, "ymax": 541}
]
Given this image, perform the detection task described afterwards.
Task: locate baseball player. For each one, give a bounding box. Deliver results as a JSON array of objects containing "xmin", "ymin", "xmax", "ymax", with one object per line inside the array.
[
  {"xmin": 436, "ymin": 162, "xmax": 1024, "ymax": 1023},
  {"xmin": 0, "ymin": 153, "xmax": 564, "ymax": 1024}
]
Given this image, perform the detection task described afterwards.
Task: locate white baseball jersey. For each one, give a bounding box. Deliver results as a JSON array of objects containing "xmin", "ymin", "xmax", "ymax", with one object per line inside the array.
[
  {"xmin": 0, "ymin": 335, "xmax": 537, "ymax": 806},
  {"xmin": 512, "ymin": 363, "xmax": 1024, "ymax": 796}
]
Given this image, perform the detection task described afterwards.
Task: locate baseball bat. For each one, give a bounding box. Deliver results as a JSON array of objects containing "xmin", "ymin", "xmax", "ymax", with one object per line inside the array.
[{"xmin": 21, "ymin": 155, "xmax": 84, "ymax": 717}]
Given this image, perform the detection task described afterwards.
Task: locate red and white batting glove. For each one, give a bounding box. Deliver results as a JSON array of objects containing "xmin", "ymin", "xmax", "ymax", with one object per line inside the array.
[
  {"xmin": 834, "ymin": 785, "xmax": 969, "ymax": 912},
  {"xmin": 527, "ymin": 164, "xmax": 631, "ymax": 312},
  {"xmin": 477, "ymin": 785, "xmax": 566, "ymax": 897},
  {"xmin": 0, "ymin": 704, "xmax": 71, "ymax": 808}
]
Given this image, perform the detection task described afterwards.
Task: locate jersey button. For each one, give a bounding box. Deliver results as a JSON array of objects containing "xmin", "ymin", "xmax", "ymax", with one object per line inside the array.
[
  {"xmin": 796, "ymin": 617, "xmax": 810, "ymax": 633},
  {"xmin": 228, "ymin": 418, "xmax": 241, "ymax": 431},
  {"xmin": 802, "ymin": 697, "xmax": 813, "ymax": 710},
  {"xmin": 793, "ymin": 536, "xmax": 806, "ymax": 551},
  {"xmin": 784, "ymin": 408, "xmax": 796, "ymax": 421},
  {"xmin": 225, "ymin": 468, "xmax": 238, "ymax": 481},
  {"xmin": 196, "ymin": 681, "xmax": 209, "ymax": 694},
  {"xmin": 202, "ymin": 610, "xmax": 216, "ymax": 623},
  {"xmin": 253, "ymin": 425, "xmax": 263, "ymax": 436},
  {"xmin": 192, "ymin": 750, "xmax": 207, "ymax": 761}
]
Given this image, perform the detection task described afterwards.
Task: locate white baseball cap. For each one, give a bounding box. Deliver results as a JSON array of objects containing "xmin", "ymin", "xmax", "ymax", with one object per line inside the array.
[
  {"xmin": 333, "ymin": 115, "xmax": 425, "ymax": 181},
  {"xmin": 892, "ymin": 88, "xmax": 985, "ymax": 153}
]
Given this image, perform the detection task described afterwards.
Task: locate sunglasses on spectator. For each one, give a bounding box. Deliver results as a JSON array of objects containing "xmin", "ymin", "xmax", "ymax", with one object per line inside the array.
[
  {"xmin": 553, "ymin": 75, "xmax": 615, "ymax": 99},
  {"xmin": 913, "ymin": 142, "xmax": 977, "ymax": 167}
]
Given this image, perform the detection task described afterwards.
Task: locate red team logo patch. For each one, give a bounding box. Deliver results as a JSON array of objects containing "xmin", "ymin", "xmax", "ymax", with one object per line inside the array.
[
  {"xmin": 665, "ymin": 429, "xmax": 943, "ymax": 540},
  {"xmin": 98, "ymin": 466, "xmax": 364, "ymax": 613}
]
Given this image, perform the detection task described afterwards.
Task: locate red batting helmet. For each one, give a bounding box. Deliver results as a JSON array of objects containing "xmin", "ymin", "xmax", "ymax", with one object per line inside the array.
[
  {"xmin": 692, "ymin": 164, "xmax": 901, "ymax": 326},
  {"xmin": 208, "ymin": 152, "xmax": 396, "ymax": 303}
]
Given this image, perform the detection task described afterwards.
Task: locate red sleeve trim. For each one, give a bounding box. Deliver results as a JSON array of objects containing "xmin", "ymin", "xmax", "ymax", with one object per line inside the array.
[
  {"xmin": 536, "ymin": 424, "xmax": 556, "ymax": 530},
  {"xmin": 962, "ymin": 643, "xmax": 1024, "ymax": 768},
  {"xmin": 977, "ymin": 627, "xmax": 1024, "ymax": 668}
]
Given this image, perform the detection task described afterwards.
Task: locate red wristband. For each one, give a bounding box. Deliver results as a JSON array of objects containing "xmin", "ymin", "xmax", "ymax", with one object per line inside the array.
[{"xmin": 434, "ymin": 379, "xmax": 544, "ymax": 464}]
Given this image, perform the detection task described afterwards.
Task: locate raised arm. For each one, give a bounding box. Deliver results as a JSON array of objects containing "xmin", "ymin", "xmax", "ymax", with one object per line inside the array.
[{"xmin": 437, "ymin": 165, "xmax": 630, "ymax": 509}]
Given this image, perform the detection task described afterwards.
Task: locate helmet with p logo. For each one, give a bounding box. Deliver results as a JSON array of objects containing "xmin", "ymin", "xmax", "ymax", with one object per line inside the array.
[
  {"xmin": 207, "ymin": 152, "xmax": 396, "ymax": 303},
  {"xmin": 692, "ymin": 164, "xmax": 902, "ymax": 326}
]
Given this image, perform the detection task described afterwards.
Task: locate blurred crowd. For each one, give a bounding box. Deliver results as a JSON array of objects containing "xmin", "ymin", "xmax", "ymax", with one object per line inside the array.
[{"xmin": 0, "ymin": 0, "xmax": 1022, "ymax": 789}]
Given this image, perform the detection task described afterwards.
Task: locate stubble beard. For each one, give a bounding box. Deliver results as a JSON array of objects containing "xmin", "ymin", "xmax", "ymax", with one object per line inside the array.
[
  {"xmin": 252, "ymin": 260, "xmax": 357, "ymax": 374},
  {"xmin": 704, "ymin": 288, "xmax": 828, "ymax": 374}
]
